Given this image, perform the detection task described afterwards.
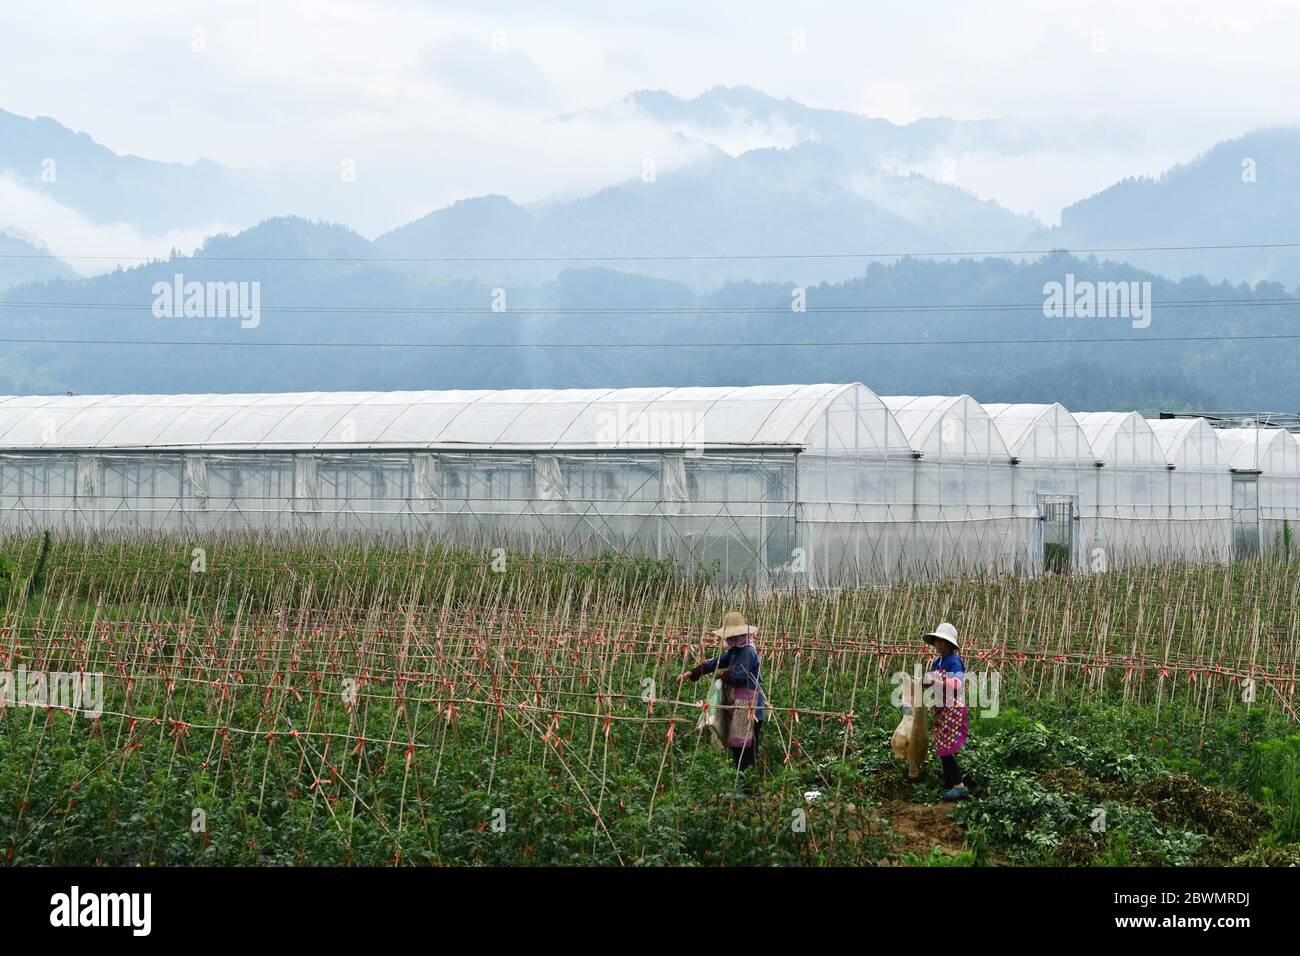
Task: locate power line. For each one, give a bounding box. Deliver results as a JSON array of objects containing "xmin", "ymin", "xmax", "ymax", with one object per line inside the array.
[
  {"xmin": 1, "ymin": 296, "xmax": 1298, "ymax": 316},
  {"xmin": 1, "ymin": 333, "xmax": 1298, "ymax": 350},
  {"xmin": 4, "ymin": 240, "xmax": 1300, "ymax": 263}
]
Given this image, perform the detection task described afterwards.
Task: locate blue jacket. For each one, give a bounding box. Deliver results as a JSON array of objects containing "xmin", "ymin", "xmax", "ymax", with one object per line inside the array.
[
  {"xmin": 930, "ymin": 650, "xmax": 965, "ymax": 676},
  {"xmin": 693, "ymin": 644, "xmax": 766, "ymax": 722}
]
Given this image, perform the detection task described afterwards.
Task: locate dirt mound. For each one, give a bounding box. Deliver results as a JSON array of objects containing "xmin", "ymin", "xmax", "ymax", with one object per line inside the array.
[{"xmin": 872, "ymin": 799, "xmax": 968, "ymax": 861}]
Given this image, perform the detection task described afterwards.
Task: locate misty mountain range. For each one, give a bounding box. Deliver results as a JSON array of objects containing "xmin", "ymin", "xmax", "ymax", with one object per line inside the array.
[
  {"xmin": 373, "ymin": 142, "xmax": 1039, "ymax": 289},
  {"xmin": 3, "ymin": 86, "xmax": 1297, "ymax": 287},
  {"xmin": 1, "ymin": 86, "xmax": 1298, "ymax": 411},
  {"xmin": 0, "ymin": 230, "xmax": 76, "ymax": 290},
  {"xmin": 1033, "ymin": 127, "xmax": 1300, "ymax": 288},
  {"xmin": 564, "ymin": 86, "xmax": 1148, "ymax": 166}
]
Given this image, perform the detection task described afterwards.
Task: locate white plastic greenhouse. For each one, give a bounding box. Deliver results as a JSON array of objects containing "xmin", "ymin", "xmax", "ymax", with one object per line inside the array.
[
  {"xmin": 982, "ymin": 403, "xmax": 1096, "ymax": 574},
  {"xmin": 1215, "ymin": 427, "xmax": 1300, "ymax": 555},
  {"xmin": 1074, "ymin": 412, "xmax": 1168, "ymax": 568},
  {"xmin": 1147, "ymin": 417, "xmax": 1233, "ymax": 562},
  {"xmin": 881, "ymin": 396, "xmax": 1015, "ymax": 576},
  {"xmin": 0, "ymin": 384, "xmax": 1295, "ymax": 584}
]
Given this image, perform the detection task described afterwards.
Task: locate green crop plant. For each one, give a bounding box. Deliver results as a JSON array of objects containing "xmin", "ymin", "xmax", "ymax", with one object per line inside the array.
[{"xmin": 0, "ymin": 531, "xmax": 1297, "ymax": 866}]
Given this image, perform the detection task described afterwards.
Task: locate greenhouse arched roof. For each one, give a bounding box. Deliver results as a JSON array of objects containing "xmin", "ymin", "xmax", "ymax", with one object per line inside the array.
[
  {"xmin": 982, "ymin": 403, "xmax": 1095, "ymax": 465},
  {"xmin": 1215, "ymin": 427, "xmax": 1300, "ymax": 475},
  {"xmin": 0, "ymin": 384, "xmax": 900, "ymax": 453},
  {"xmin": 882, "ymin": 395, "xmax": 1010, "ymax": 461},
  {"xmin": 1147, "ymin": 418, "xmax": 1227, "ymax": 470},
  {"xmin": 1072, "ymin": 412, "xmax": 1165, "ymax": 467}
]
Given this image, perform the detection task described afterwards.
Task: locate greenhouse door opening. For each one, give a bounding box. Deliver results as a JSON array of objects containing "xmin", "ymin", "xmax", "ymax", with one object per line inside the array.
[
  {"xmin": 1040, "ymin": 494, "xmax": 1076, "ymax": 575},
  {"xmin": 1232, "ymin": 473, "xmax": 1260, "ymax": 558}
]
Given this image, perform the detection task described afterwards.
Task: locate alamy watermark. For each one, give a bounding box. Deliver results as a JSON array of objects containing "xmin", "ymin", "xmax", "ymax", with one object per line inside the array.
[
  {"xmin": 890, "ymin": 664, "xmax": 1000, "ymax": 717},
  {"xmin": 152, "ymin": 274, "xmax": 261, "ymax": 328},
  {"xmin": 50, "ymin": 886, "xmax": 151, "ymax": 936},
  {"xmin": 594, "ymin": 405, "xmax": 706, "ymax": 457},
  {"xmin": 0, "ymin": 668, "xmax": 104, "ymax": 718},
  {"xmin": 1042, "ymin": 273, "xmax": 1151, "ymax": 329}
]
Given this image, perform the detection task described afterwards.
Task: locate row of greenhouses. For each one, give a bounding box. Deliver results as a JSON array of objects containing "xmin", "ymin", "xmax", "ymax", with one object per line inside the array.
[{"xmin": 0, "ymin": 385, "xmax": 1295, "ymax": 585}]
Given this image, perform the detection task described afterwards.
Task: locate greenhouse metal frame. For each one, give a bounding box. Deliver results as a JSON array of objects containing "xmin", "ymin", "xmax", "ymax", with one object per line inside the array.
[
  {"xmin": 0, "ymin": 384, "xmax": 1296, "ymax": 585},
  {"xmin": 1074, "ymin": 412, "xmax": 1170, "ymax": 569},
  {"xmin": 1216, "ymin": 426, "xmax": 1300, "ymax": 556}
]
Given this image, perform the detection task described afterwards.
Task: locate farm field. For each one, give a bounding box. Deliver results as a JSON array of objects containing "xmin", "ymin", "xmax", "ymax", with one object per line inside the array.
[{"xmin": 1, "ymin": 533, "xmax": 1298, "ymax": 867}]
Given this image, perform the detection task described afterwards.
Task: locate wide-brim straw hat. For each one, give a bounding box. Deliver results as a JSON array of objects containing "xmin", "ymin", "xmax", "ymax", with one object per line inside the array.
[
  {"xmin": 922, "ymin": 621, "xmax": 960, "ymax": 650},
  {"xmin": 713, "ymin": 611, "xmax": 759, "ymax": 639}
]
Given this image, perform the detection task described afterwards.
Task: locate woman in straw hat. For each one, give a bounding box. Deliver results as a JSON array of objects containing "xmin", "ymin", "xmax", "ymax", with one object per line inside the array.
[
  {"xmin": 922, "ymin": 622, "xmax": 970, "ymax": 801},
  {"xmin": 678, "ymin": 611, "xmax": 766, "ymax": 771}
]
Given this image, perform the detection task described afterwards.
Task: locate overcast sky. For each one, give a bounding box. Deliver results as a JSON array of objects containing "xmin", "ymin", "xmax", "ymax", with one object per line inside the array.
[{"xmin": 3, "ymin": 0, "xmax": 1299, "ymax": 236}]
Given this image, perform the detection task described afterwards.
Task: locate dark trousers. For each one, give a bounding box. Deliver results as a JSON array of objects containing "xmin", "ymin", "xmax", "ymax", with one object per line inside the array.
[
  {"xmin": 730, "ymin": 721, "xmax": 762, "ymax": 771},
  {"xmin": 941, "ymin": 753, "xmax": 962, "ymax": 788}
]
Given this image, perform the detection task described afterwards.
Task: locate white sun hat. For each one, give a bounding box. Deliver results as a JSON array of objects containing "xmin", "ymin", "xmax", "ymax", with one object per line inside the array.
[{"xmin": 922, "ymin": 621, "xmax": 960, "ymax": 649}]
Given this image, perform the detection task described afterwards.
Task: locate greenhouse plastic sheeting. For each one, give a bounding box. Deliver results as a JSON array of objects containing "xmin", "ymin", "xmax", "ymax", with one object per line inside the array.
[
  {"xmin": 0, "ymin": 384, "xmax": 1296, "ymax": 585},
  {"xmin": 1074, "ymin": 412, "xmax": 1167, "ymax": 569},
  {"xmin": 1216, "ymin": 427, "xmax": 1300, "ymax": 555},
  {"xmin": 0, "ymin": 386, "xmax": 849, "ymax": 452}
]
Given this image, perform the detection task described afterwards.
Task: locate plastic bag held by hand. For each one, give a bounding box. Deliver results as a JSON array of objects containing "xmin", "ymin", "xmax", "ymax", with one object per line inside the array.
[
  {"xmin": 696, "ymin": 678, "xmax": 727, "ymax": 750},
  {"xmin": 890, "ymin": 674, "xmax": 929, "ymax": 779}
]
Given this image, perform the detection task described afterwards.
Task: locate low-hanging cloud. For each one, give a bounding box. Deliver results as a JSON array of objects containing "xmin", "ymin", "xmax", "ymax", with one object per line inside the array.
[{"xmin": 0, "ymin": 172, "xmax": 236, "ymax": 276}]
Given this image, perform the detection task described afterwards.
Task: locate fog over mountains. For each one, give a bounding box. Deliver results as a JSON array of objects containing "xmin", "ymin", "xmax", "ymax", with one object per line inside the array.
[
  {"xmin": 1034, "ymin": 127, "xmax": 1300, "ymax": 288},
  {"xmin": 574, "ymin": 85, "xmax": 1140, "ymax": 168},
  {"xmin": 373, "ymin": 143, "xmax": 1039, "ymax": 289},
  {"xmin": 1, "ymin": 85, "xmax": 1298, "ymax": 411}
]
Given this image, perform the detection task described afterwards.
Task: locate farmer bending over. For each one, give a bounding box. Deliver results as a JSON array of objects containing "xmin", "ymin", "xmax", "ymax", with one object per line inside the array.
[{"xmin": 679, "ymin": 611, "xmax": 766, "ymax": 771}]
